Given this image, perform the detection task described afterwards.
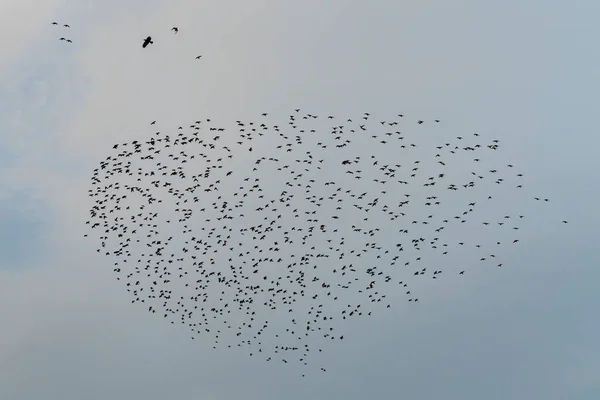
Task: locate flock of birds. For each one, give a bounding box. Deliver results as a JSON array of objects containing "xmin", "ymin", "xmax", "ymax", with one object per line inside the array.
[
  {"xmin": 84, "ymin": 110, "xmax": 567, "ymax": 375},
  {"xmin": 51, "ymin": 21, "xmax": 72, "ymax": 43},
  {"xmin": 51, "ymin": 21, "xmax": 202, "ymax": 60},
  {"xmin": 142, "ymin": 26, "xmax": 202, "ymax": 59}
]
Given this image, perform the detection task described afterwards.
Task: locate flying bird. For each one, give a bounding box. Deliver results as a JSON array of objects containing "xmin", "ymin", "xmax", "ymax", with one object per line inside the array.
[
  {"xmin": 171, "ymin": 27, "xmax": 178, "ymax": 33},
  {"xmin": 142, "ymin": 36, "xmax": 153, "ymax": 48}
]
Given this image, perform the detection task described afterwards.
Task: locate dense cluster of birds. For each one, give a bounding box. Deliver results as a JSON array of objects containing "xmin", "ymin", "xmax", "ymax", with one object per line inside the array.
[
  {"xmin": 51, "ymin": 21, "xmax": 72, "ymax": 43},
  {"xmin": 85, "ymin": 110, "xmax": 567, "ymax": 375}
]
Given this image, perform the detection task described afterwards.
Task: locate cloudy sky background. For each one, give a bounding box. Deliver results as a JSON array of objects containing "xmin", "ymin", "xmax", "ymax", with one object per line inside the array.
[{"xmin": 1, "ymin": 0, "xmax": 599, "ymax": 399}]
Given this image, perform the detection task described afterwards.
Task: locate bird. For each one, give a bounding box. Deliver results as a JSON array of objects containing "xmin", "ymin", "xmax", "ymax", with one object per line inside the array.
[
  {"xmin": 195, "ymin": 55, "xmax": 202, "ymax": 59},
  {"xmin": 142, "ymin": 36, "xmax": 153, "ymax": 48},
  {"xmin": 84, "ymin": 109, "xmax": 567, "ymax": 376},
  {"xmin": 171, "ymin": 27, "xmax": 178, "ymax": 33},
  {"xmin": 63, "ymin": 24, "xmax": 70, "ymax": 28},
  {"xmin": 51, "ymin": 21, "xmax": 58, "ymax": 25}
]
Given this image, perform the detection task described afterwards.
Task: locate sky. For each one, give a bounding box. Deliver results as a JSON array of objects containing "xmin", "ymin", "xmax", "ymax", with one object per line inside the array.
[{"xmin": 0, "ymin": 0, "xmax": 599, "ymax": 399}]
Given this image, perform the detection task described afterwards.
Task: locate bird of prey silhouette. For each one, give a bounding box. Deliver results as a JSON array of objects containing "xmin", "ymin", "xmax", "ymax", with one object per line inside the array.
[{"xmin": 142, "ymin": 36, "xmax": 153, "ymax": 48}]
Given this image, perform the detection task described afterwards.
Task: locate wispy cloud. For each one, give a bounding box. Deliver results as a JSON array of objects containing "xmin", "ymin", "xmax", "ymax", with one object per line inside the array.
[{"xmin": 0, "ymin": 190, "xmax": 49, "ymax": 269}]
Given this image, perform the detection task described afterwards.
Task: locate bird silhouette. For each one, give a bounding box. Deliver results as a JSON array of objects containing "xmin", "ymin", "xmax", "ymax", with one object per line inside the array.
[{"xmin": 142, "ymin": 36, "xmax": 153, "ymax": 48}]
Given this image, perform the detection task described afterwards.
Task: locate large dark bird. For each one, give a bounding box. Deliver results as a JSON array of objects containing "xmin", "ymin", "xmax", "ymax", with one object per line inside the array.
[{"xmin": 142, "ymin": 36, "xmax": 153, "ymax": 48}]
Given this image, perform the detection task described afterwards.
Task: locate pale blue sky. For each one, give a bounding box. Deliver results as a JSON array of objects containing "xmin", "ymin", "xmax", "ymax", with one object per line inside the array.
[
  {"xmin": 0, "ymin": 1, "xmax": 598, "ymax": 399},
  {"xmin": 0, "ymin": 190, "xmax": 49, "ymax": 269}
]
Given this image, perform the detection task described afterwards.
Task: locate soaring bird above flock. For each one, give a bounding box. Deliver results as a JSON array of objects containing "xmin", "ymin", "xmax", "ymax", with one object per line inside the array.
[
  {"xmin": 51, "ymin": 21, "xmax": 72, "ymax": 42},
  {"xmin": 85, "ymin": 110, "xmax": 567, "ymax": 376},
  {"xmin": 142, "ymin": 36, "xmax": 153, "ymax": 48}
]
